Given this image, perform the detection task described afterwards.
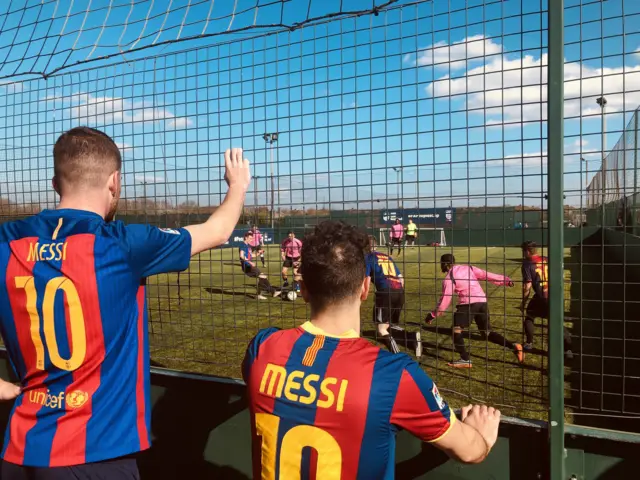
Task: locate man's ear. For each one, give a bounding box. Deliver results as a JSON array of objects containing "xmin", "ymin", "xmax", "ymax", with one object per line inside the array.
[
  {"xmin": 52, "ymin": 177, "xmax": 61, "ymax": 196},
  {"xmin": 299, "ymin": 279, "xmax": 310, "ymax": 304},
  {"xmin": 360, "ymin": 276, "xmax": 371, "ymax": 301},
  {"xmin": 108, "ymin": 170, "xmax": 121, "ymax": 196}
]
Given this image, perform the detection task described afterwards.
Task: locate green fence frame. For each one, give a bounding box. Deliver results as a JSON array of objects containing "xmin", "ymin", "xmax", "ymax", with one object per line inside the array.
[{"xmin": 548, "ymin": 0, "xmax": 566, "ymax": 477}]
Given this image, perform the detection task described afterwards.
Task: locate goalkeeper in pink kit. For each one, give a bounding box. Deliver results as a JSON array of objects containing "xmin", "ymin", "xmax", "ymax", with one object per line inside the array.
[
  {"xmin": 425, "ymin": 254, "xmax": 525, "ymax": 368},
  {"xmin": 389, "ymin": 219, "xmax": 404, "ymax": 256}
]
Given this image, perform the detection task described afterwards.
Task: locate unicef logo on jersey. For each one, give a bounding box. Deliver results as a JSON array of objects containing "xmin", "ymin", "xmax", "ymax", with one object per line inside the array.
[{"xmin": 28, "ymin": 389, "xmax": 90, "ymax": 410}]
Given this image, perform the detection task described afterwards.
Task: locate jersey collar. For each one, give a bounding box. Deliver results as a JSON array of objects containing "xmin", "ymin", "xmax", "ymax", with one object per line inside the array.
[{"xmin": 300, "ymin": 321, "xmax": 359, "ymax": 339}]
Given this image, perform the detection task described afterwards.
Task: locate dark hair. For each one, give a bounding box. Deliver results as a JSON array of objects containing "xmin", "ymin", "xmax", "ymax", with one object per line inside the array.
[
  {"xmin": 244, "ymin": 231, "xmax": 254, "ymax": 239},
  {"xmin": 440, "ymin": 253, "xmax": 455, "ymax": 266},
  {"xmin": 288, "ymin": 231, "xmax": 294, "ymax": 235},
  {"xmin": 521, "ymin": 240, "xmax": 537, "ymax": 254},
  {"xmin": 53, "ymin": 127, "xmax": 122, "ymax": 193},
  {"xmin": 300, "ymin": 221, "xmax": 369, "ymax": 310}
]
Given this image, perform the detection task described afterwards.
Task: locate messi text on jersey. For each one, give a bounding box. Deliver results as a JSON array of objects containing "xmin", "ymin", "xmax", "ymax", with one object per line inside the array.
[{"xmin": 260, "ymin": 363, "xmax": 348, "ymax": 412}]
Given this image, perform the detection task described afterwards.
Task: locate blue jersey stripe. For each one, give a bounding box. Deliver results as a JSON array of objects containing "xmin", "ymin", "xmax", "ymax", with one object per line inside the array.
[
  {"xmin": 0, "ymin": 243, "xmax": 26, "ymax": 380},
  {"xmin": 356, "ymin": 352, "xmax": 408, "ymax": 480},
  {"xmin": 272, "ymin": 333, "xmax": 339, "ymax": 479},
  {"xmin": 86, "ymin": 236, "xmax": 140, "ymax": 461},
  {"xmin": 243, "ymin": 327, "xmax": 279, "ymax": 382}
]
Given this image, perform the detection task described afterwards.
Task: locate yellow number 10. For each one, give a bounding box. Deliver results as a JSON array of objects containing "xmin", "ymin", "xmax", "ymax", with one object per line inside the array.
[
  {"xmin": 378, "ymin": 259, "xmax": 394, "ymax": 277},
  {"xmin": 535, "ymin": 265, "xmax": 549, "ymax": 288},
  {"xmin": 255, "ymin": 412, "xmax": 342, "ymax": 479},
  {"xmin": 15, "ymin": 276, "xmax": 87, "ymax": 372}
]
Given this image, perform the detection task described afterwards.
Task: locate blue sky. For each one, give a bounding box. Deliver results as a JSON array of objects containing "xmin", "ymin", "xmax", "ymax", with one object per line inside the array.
[{"xmin": 0, "ymin": 0, "xmax": 638, "ymax": 211}]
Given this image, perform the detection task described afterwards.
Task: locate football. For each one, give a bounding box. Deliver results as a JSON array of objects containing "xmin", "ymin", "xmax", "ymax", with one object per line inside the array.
[{"xmin": 286, "ymin": 290, "xmax": 298, "ymax": 301}]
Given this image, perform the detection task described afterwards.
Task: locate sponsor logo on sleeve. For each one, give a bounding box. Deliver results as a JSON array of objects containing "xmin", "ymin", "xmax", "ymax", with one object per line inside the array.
[
  {"xmin": 432, "ymin": 383, "xmax": 445, "ymax": 410},
  {"xmin": 159, "ymin": 228, "xmax": 180, "ymax": 235}
]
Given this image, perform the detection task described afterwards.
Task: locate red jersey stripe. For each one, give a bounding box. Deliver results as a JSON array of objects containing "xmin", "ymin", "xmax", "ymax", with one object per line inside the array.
[
  {"xmin": 135, "ymin": 285, "xmax": 150, "ymax": 450},
  {"xmin": 50, "ymin": 235, "xmax": 106, "ymax": 466},
  {"xmin": 250, "ymin": 330, "xmax": 302, "ymax": 416},
  {"xmin": 4, "ymin": 238, "xmax": 44, "ymax": 465},
  {"xmin": 313, "ymin": 340, "xmax": 377, "ymax": 478},
  {"xmin": 248, "ymin": 329, "xmax": 302, "ymax": 480}
]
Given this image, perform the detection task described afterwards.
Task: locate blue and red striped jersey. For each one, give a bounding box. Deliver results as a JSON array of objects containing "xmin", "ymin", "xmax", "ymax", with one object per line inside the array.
[
  {"xmin": 0, "ymin": 209, "xmax": 192, "ymax": 467},
  {"xmin": 243, "ymin": 322, "xmax": 455, "ymax": 479},
  {"xmin": 239, "ymin": 242, "xmax": 253, "ymax": 267},
  {"xmin": 366, "ymin": 251, "xmax": 403, "ymax": 291}
]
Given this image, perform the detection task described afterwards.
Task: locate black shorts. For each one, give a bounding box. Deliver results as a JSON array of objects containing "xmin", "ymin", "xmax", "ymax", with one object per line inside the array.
[
  {"xmin": 373, "ymin": 290, "xmax": 405, "ymax": 324},
  {"xmin": 242, "ymin": 264, "xmax": 261, "ymax": 278},
  {"xmin": 406, "ymin": 234, "xmax": 415, "ymax": 240},
  {"xmin": 250, "ymin": 246, "xmax": 263, "ymax": 254},
  {"xmin": 1, "ymin": 456, "xmax": 139, "ymax": 480},
  {"xmin": 453, "ymin": 302, "xmax": 491, "ymax": 331},
  {"xmin": 526, "ymin": 295, "xmax": 549, "ymax": 319},
  {"xmin": 282, "ymin": 257, "xmax": 300, "ymax": 268},
  {"xmin": 391, "ymin": 237, "xmax": 402, "ymax": 246}
]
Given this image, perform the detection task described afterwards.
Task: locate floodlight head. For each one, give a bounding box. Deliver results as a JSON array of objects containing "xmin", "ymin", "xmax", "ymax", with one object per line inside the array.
[
  {"xmin": 263, "ymin": 133, "xmax": 270, "ymax": 142},
  {"xmin": 596, "ymin": 96, "xmax": 607, "ymax": 107},
  {"xmin": 272, "ymin": 133, "xmax": 279, "ymax": 142}
]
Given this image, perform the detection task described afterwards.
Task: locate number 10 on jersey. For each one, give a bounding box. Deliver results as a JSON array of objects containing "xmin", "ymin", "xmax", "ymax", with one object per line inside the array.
[
  {"xmin": 15, "ymin": 275, "xmax": 87, "ymax": 372},
  {"xmin": 255, "ymin": 412, "xmax": 342, "ymax": 479}
]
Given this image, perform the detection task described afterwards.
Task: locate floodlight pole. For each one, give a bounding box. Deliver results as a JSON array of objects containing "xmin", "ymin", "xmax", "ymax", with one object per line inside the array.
[
  {"xmin": 597, "ymin": 96, "xmax": 607, "ymax": 207},
  {"xmin": 253, "ymin": 175, "xmax": 261, "ymax": 223},
  {"xmin": 263, "ymin": 133, "xmax": 279, "ymax": 229},
  {"xmin": 392, "ymin": 167, "xmax": 403, "ymax": 209}
]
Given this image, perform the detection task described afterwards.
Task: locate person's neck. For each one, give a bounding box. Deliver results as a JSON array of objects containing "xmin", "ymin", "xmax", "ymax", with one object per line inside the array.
[
  {"xmin": 309, "ymin": 301, "xmax": 361, "ymax": 336},
  {"xmin": 56, "ymin": 196, "xmax": 106, "ymax": 219}
]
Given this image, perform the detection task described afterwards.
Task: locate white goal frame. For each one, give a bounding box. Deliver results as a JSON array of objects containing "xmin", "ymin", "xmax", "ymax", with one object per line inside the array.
[{"xmin": 379, "ymin": 227, "xmax": 447, "ymax": 247}]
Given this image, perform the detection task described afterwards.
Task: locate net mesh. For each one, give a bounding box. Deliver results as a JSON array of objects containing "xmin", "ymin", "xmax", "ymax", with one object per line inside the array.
[
  {"xmin": 0, "ymin": 0, "xmax": 405, "ymax": 81},
  {"xmin": 2, "ymin": 0, "xmax": 640, "ymax": 434},
  {"xmin": 0, "ymin": 0, "xmax": 552, "ymax": 422}
]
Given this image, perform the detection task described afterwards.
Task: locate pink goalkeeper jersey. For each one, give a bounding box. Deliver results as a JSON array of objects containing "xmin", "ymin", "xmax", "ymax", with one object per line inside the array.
[
  {"xmin": 281, "ymin": 237, "xmax": 302, "ymax": 258},
  {"xmin": 391, "ymin": 224, "xmax": 404, "ymax": 238},
  {"xmin": 249, "ymin": 230, "xmax": 263, "ymax": 247},
  {"xmin": 432, "ymin": 265, "xmax": 511, "ymax": 317}
]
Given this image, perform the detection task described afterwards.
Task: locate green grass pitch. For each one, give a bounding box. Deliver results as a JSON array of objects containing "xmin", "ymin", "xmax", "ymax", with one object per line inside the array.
[{"xmin": 146, "ymin": 245, "xmax": 573, "ymax": 421}]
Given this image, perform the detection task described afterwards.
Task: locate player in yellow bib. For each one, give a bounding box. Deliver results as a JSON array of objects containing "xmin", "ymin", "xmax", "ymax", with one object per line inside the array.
[{"xmin": 405, "ymin": 218, "xmax": 418, "ymax": 246}]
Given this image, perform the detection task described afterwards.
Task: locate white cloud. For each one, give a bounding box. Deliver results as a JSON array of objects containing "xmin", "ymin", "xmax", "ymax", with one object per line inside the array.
[
  {"xmin": 43, "ymin": 93, "xmax": 193, "ymax": 128},
  {"xmin": 426, "ymin": 40, "xmax": 640, "ymax": 123},
  {"xmin": 485, "ymin": 138, "xmax": 595, "ymax": 169},
  {"xmin": 115, "ymin": 142, "xmax": 132, "ymax": 151},
  {"xmin": 406, "ymin": 35, "xmax": 502, "ymax": 68},
  {"xmin": 167, "ymin": 117, "xmax": 192, "ymax": 128},
  {"xmin": 486, "ymin": 152, "xmax": 547, "ymax": 168}
]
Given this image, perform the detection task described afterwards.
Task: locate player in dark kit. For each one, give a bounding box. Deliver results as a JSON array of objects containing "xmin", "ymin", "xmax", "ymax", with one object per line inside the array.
[
  {"xmin": 366, "ymin": 237, "xmax": 421, "ymax": 357},
  {"xmin": 0, "ymin": 128, "xmax": 251, "ymax": 478},
  {"xmin": 243, "ymin": 221, "xmax": 503, "ymax": 479},
  {"xmin": 520, "ymin": 241, "xmax": 573, "ymax": 359},
  {"xmin": 240, "ymin": 232, "xmax": 281, "ymax": 300}
]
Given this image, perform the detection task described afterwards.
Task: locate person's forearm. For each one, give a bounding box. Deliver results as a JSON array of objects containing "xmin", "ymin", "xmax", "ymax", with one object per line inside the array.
[
  {"xmin": 186, "ymin": 186, "xmax": 246, "ymax": 255},
  {"xmin": 454, "ymin": 423, "xmax": 491, "ymax": 464}
]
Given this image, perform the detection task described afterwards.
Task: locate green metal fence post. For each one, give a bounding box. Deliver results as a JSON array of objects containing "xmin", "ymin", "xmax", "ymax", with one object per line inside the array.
[
  {"xmin": 548, "ymin": 0, "xmax": 565, "ymax": 478},
  {"xmin": 634, "ymin": 112, "xmax": 638, "ymax": 234}
]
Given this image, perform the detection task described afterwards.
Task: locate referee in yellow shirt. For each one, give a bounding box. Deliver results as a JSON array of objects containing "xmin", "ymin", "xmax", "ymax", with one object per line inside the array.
[{"xmin": 405, "ymin": 218, "xmax": 418, "ymax": 246}]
